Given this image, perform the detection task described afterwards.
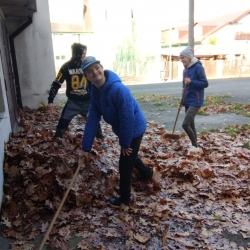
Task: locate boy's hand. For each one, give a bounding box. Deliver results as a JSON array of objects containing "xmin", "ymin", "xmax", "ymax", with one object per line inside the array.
[
  {"xmin": 78, "ymin": 151, "xmax": 91, "ymax": 169},
  {"xmin": 121, "ymin": 147, "xmax": 132, "ymax": 156},
  {"xmin": 48, "ymin": 103, "xmax": 54, "ymax": 111},
  {"xmin": 184, "ymin": 77, "xmax": 191, "ymax": 85},
  {"xmin": 79, "ymin": 151, "xmax": 91, "ymax": 165}
]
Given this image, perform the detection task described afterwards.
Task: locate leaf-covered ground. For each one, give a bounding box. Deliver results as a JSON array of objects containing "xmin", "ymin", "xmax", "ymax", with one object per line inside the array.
[{"xmin": 1, "ymin": 107, "xmax": 250, "ymax": 250}]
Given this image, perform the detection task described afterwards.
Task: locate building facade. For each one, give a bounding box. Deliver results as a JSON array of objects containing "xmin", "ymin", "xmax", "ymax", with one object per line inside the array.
[
  {"xmin": 0, "ymin": 0, "xmax": 55, "ymax": 207},
  {"xmin": 161, "ymin": 10, "xmax": 250, "ymax": 81}
]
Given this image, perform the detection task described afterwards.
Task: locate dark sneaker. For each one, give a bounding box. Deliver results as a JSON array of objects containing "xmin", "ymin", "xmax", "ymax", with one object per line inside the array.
[
  {"xmin": 95, "ymin": 133, "xmax": 105, "ymax": 139},
  {"xmin": 54, "ymin": 128, "xmax": 65, "ymax": 138},
  {"xmin": 138, "ymin": 167, "xmax": 156, "ymax": 181},
  {"xmin": 149, "ymin": 167, "xmax": 155, "ymax": 179},
  {"xmin": 108, "ymin": 197, "xmax": 129, "ymax": 208}
]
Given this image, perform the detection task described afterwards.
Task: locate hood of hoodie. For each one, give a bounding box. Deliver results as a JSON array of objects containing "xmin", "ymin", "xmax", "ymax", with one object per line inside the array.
[
  {"xmin": 188, "ymin": 57, "xmax": 199, "ymax": 68},
  {"xmin": 90, "ymin": 70, "xmax": 121, "ymax": 109},
  {"xmin": 187, "ymin": 57, "xmax": 199, "ymax": 68},
  {"xmin": 93, "ymin": 70, "xmax": 121, "ymax": 94}
]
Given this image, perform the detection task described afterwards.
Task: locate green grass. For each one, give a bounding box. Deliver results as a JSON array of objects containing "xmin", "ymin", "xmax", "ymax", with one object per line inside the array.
[
  {"xmin": 197, "ymin": 124, "xmax": 250, "ymax": 137},
  {"xmin": 241, "ymin": 124, "xmax": 250, "ymax": 131},
  {"xmin": 201, "ymin": 95, "xmax": 250, "ymax": 117},
  {"xmin": 242, "ymin": 142, "xmax": 250, "ymax": 148},
  {"xmin": 223, "ymin": 124, "xmax": 250, "ymax": 137},
  {"xmin": 197, "ymin": 111, "xmax": 209, "ymax": 116},
  {"xmin": 199, "ymin": 95, "xmax": 232, "ymax": 115},
  {"xmin": 181, "ymin": 132, "xmax": 186, "ymax": 137},
  {"xmin": 153, "ymin": 101, "xmax": 165, "ymax": 106},
  {"xmin": 222, "ymin": 124, "xmax": 250, "ymax": 147},
  {"xmin": 133, "ymin": 94, "xmax": 174, "ymax": 103},
  {"xmin": 203, "ymin": 94, "xmax": 232, "ymax": 106},
  {"xmin": 134, "ymin": 94, "xmax": 174, "ymax": 111},
  {"xmin": 232, "ymin": 103, "xmax": 250, "ymax": 117},
  {"xmin": 224, "ymin": 126, "xmax": 239, "ymax": 137},
  {"xmin": 199, "ymin": 130, "xmax": 209, "ymax": 135},
  {"xmin": 152, "ymin": 101, "xmax": 168, "ymax": 111},
  {"xmin": 209, "ymin": 128, "xmax": 220, "ymax": 132}
]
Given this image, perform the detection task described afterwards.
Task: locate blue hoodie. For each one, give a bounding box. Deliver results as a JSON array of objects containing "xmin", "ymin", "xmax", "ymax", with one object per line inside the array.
[
  {"xmin": 82, "ymin": 70, "xmax": 146, "ymax": 151},
  {"xmin": 182, "ymin": 59, "xmax": 209, "ymax": 107}
]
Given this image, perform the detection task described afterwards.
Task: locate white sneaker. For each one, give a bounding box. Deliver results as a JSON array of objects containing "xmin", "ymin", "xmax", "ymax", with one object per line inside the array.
[{"xmin": 188, "ymin": 146, "xmax": 202, "ymax": 155}]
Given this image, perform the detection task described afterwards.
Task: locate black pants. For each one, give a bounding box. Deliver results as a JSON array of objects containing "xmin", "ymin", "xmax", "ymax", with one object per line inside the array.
[
  {"xmin": 55, "ymin": 99, "xmax": 102, "ymax": 137},
  {"xmin": 182, "ymin": 106, "xmax": 200, "ymax": 147},
  {"xmin": 119, "ymin": 134, "xmax": 152, "ymax": 202}
]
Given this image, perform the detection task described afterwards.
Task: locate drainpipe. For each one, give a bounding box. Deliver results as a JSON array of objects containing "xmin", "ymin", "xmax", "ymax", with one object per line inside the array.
[{"xmin": 9, "ymin": 17, "xmax": 32, "ymax": 110}]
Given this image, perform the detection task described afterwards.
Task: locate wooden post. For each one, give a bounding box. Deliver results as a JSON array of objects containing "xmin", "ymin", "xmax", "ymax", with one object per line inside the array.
[{"xmin": 189, "ymin": 0, "xmax": 194, "ymax": 49}]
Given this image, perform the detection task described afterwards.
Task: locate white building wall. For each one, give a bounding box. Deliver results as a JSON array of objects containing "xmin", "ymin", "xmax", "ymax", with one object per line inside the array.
[
  {"xmin": 0, "ymin": 56, "xmax": 12, "ymax": 207},
  {"xmin": 14, "ymin": 0, "xmax": 56, "ymax": 108}
]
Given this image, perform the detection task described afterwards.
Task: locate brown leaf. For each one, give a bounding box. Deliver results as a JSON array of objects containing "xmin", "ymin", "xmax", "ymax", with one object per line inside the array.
[{"xmin": 134, "ymin": 232, "xmax": 151, "ymax": 243}]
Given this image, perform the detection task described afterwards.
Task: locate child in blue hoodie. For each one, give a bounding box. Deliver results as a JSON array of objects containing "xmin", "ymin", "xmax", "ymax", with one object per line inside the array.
[
  {"xmin": 80, "ymin": 56, "xmax": 155, "ymax": 207},
  {"xmin": 179, "ymin": 47, "xmax": 209, "ymax": 147}
]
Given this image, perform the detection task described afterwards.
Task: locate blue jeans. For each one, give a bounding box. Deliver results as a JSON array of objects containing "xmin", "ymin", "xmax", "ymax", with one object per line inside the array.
[{"xmin": 182, "ymin": 106, "xmax": 200, "ymax": 147}]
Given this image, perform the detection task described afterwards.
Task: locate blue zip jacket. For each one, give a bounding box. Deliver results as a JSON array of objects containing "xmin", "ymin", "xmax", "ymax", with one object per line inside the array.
[
  {"xmin": 82, "ymin": 70, "xmax": 146, "ymax": 151},
  {"xmin": 182, "ymin": 60, "xmax": 208, "ymax": 107}
]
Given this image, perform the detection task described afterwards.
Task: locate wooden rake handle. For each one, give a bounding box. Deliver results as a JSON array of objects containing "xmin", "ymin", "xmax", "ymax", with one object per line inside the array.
[
  {"xmin": 171, "ymin": 84, "xmax": 187, "ymax": 134},
  {"xmin": 171, "ymin": 106, "xmax": 181, "ymax": 134},
  {"xmin": 38, "ymin": 158, "xmax": 85, "ymax": 250}
]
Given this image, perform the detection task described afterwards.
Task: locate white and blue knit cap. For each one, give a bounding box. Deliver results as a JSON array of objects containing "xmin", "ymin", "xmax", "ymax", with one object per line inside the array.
[{"xmin": 180, "ymin": 46, "xmax": 194, "ymax": 59}]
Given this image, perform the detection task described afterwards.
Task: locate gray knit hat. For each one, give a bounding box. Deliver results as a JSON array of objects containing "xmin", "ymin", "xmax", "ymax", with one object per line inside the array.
[{"xmin": 180, "ymin": 46, "xmax": 193, "ymax": 59}]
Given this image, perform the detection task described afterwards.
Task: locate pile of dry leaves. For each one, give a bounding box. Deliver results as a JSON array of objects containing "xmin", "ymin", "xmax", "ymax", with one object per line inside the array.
[{"xmin": 1, "ymin": 107, "xmax": 250, "ymax": 249}]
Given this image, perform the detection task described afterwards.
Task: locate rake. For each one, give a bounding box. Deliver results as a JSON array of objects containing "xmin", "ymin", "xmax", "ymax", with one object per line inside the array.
[
  {"xmin": 163, "ymin": 84, "xmax": 187, "ymax": 140},
  {"xmin": 38, "ymin": 156, "xmax": 86, "ymax": 250}
]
